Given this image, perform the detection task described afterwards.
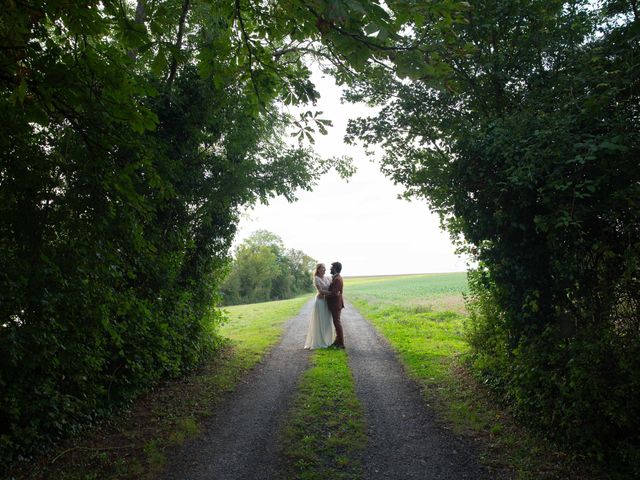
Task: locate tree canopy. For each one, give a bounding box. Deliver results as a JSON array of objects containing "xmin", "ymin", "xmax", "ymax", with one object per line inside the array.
[
  {"xmin": 1, "ymin": 0, "xmax": 638, "ymax": 474},
  {"xmin": 0, "ymin": 0, "xmax": 357, "ymax": 466}
]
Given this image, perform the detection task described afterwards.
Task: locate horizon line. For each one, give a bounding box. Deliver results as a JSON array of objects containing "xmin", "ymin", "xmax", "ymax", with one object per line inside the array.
[{"xmin": 343, "ymin": 270, "xmax": 468, "ymax": 278}]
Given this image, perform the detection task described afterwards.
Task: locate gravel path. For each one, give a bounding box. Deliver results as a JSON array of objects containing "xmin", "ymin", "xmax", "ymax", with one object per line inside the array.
[
  {"xmin": 342, "ymin": 302, "xmax": 492, "ymax": 480},
  {"xmin": 160, "ymin": 300, "xmax": 314, "ymax": 480},
  {"xmin": 161, "ymin": 299, "xmax": 495, "ymax": 480}
]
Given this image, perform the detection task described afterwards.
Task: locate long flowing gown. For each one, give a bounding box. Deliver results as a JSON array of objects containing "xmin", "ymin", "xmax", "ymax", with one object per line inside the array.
[{"xmin": 304, "ymin": 275, "xmax": 335, "ymax": 349}]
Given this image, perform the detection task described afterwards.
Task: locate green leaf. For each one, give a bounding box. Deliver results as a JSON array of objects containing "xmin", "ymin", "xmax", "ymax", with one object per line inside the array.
[{"xmin": 151, "ymin": 48, "xmax": 168, "ymax": 76}]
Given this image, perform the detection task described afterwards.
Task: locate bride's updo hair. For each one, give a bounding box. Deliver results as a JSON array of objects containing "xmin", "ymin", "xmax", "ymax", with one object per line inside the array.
[{"xmin": 314, "ymin": 263, "xmax": 325, "ymax": 277}]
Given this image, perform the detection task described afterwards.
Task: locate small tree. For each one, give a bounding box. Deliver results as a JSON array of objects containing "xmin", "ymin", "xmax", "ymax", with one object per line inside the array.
[{"xmin": 220, "ymin": 231, "xmax": 315, "ymax": 305}]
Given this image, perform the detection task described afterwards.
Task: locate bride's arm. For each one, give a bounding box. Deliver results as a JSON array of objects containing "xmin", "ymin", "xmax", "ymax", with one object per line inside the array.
[
  {"xmin": 317, "ymin": 277, "xmax": 332, "ymax": 296},
  {"xmin": 314, "ymin": 277, "xmax": 327, "ymax": 297}
]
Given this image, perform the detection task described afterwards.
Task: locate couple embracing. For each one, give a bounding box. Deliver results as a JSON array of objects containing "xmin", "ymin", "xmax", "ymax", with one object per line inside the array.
[{"xmin": 304, "ymin": 262, "xmax": 345, "ymax": 349}]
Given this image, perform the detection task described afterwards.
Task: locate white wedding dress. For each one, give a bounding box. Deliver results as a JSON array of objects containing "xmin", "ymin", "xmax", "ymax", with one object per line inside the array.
[{"xmin": 304, "ymin": 275, "xmax": 335, "ymax": 349}]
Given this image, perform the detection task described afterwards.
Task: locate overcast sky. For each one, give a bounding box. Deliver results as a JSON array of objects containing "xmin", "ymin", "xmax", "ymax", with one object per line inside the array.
[{"xmin": 234, "ymin": 69, "xmax": 468, "ymax": 277}]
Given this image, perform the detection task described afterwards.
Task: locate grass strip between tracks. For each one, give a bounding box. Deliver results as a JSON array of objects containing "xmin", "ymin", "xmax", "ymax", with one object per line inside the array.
[{"xmin": 279, "ymin": 348, "xmax": 367, "ymax": 480}]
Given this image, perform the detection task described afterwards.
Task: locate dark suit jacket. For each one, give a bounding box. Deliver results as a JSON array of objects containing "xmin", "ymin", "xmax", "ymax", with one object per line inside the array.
[{"xmin": 327, "ymin": 274, "xmax": 345, "ymax": 313}]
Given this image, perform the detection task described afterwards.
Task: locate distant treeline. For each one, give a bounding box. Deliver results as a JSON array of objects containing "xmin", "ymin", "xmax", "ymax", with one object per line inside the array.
[{"xmin": 220, "ymin": 231, "xmax": 316, "ymax": 305}]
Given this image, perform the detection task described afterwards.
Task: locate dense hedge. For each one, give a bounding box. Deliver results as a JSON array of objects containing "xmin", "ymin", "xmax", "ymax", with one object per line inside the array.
[
  {"xmin": 1, "ymin": 68, "xmax": 244, "ymax": 465},
  {"xmin": 0, "ymin": 2, "xmax": 347, "ymax": 469},
  {"xmin": 344, "ymin": 0, "xmax": 640, "ymax": 473},
  {"xmin": 461, "ymin": 16, "xmax": 640, "ymax": 472}
]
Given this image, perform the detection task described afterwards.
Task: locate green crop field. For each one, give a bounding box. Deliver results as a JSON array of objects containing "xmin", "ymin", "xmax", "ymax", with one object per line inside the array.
[
  {"xmin": 344, "ymin": 272, "xmax": 469, "ymax": 386},
  {"xmin": 345, "ymin": 272, "xmax": 469, "ymax": 313}
]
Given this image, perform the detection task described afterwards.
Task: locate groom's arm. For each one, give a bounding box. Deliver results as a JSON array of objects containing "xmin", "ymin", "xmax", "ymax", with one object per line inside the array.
[
  {"xmin": 326, "ymin": 278, "xmax": 343, "ymax": 297},
  {"xmin": 335, "ymin": 277, "xmax": 343, "ymax": 296}
]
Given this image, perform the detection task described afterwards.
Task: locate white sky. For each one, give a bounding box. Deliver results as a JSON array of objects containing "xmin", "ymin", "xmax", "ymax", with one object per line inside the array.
[{"xmin": 234, "ymin": 69, "xmax": 468, "ymax": 277}]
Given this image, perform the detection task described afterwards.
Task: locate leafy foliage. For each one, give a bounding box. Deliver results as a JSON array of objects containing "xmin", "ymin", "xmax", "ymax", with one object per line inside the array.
[
  {"xmin": 0, "ymin": 0, "xmax": 362, "ymax": 468},
  {"xmin": 344, "ymin": 0, "xmax": 640, "ymax": 473},
  {"xmin": 220, "ymin": 230, "xmax": 316, "ymax": 305},
  {"xmin": 3, "ymin": 0, "xmax": 638, "ymax": 474}
]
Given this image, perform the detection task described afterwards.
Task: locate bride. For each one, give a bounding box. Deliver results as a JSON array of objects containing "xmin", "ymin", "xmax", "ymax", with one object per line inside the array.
[{"xmin": 304, "ymin": 263, "xmax": 335, "ymax": 349}]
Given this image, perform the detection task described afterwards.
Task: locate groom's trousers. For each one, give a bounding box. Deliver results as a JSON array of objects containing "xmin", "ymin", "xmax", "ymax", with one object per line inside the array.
[{"xmin": 330, "ymin": 309, "xmax": 344, "ymax": 346}]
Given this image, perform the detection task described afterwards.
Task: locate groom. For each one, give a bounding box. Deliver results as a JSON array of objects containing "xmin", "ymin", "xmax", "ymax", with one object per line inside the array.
[{"xmin": 326, "ymin": 261, "xmax": 345, "ymax": 348}]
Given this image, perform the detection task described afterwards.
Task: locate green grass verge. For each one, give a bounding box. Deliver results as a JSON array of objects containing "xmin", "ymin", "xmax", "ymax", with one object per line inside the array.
[
  {"xmin": 346, "ymin": 274, "xmax": 601, "ymax": 480},
  {"xmin": 349, "ymin": 301, "xmax": 468, "ymax": 386},
  {"xmin": 220, "ymin": 295, "xmax": 309, "ymax": 366},
  {"xmin": 279, "ymin": 349, "xmax": 367, "ymax": 480},
  {"xmin": 11, "ymin": 295, "xmax": 311, "ymax": 480}
]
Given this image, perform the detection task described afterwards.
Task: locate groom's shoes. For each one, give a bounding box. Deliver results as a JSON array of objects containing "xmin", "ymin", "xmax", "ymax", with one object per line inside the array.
[{"xmin": 329, "ymin": 342, "xmax": 345, "ymax": 349}]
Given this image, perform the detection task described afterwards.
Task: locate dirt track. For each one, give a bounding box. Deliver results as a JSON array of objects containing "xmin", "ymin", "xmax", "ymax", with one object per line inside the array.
[
  {"xmin": 161, "ymin": 300, "xmax": 495, "ymax": 479},
  {"xmin": 161, "ymin": 300, "xmax": 313, "ymax": 480},
  {"xmin": 343, "ymin": 303, "xmax": 491, "ymax": 479}
]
